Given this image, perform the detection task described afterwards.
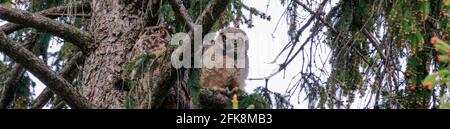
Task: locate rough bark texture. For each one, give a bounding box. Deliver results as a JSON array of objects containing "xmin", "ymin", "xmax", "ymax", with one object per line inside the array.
[
  {"xmin": 1, "ymin": 0, "xmax": 232, "ymax": 109},
  {"xmin": 200, "ymin": 89, "xmax": 231, "ymax": 109},
  {"xmin": 152, "ymin": 57, "xmax": 192, "ymax": 109},
  {"xmin": 0, "ymin": 32, "xmax": 37, "ymax": 109},
  {"xmin": 0, "ymin": 66, "xmax": 26, "ymax": 109},
  {"xmin": 81, "ymin": 0, "xmax": 156, "ymax": 109},
  {"xmin": 0, "ymin": 31, "xmax": 95, "ymax": 109},
  {"xmin": 30, "ymin": 88, "xmax": 53, "ymax": 109}
]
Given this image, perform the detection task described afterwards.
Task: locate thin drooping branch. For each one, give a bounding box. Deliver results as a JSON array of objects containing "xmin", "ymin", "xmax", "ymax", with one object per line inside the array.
[
  {"xmin": 0, "ymin": 31, "xmax": 95, "ymax": 109},
  {"xmin": 0, "ymin": 1, "xmax": 91, "ymax": 34},
  {"xmin": 293, "ymin": 0, "xmax": 336, "ymax": 32},
  {"xmin": 361, "ymin": 29, "xmax": 386, "ymax": 60},
  {"xmin": 152, "ymin": 0, "xmax": 232, "ymax": 108},
  {"xmin": 0, "ymin": 33, "xmax": 38, "ymax": 109},
  {"xmin": 0, "ymin": 5, "xmax": 93, "ymax": 53},
  {"xmin": 292, "ymin": 0, "xmax": 386, "ymax": 60},
  {"xmin": 249, "ymin": 0, "xmax": 327, "ymax": 81},
  {"xmin": 169, "ymin": 0, "xmax": 232, "ymax": 34},
  {"xmin": 30, "ymin": 52, "xmax": 83, "ymax": 109}
]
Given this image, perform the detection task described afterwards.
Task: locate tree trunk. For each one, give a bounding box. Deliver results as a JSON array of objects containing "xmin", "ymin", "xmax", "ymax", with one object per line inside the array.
[
  {"xmin": 0, "ymin": 0, "xmax": 231, "ymax": 109},
  {"xmin": 79, "ymin": 0, "xmax": 193, "ymax": 109},
  {"xmin": 81, "ymin": 0, "xmax": 157, "ymax": 109}
]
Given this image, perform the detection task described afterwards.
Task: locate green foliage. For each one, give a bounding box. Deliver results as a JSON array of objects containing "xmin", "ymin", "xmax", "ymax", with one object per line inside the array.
[
  {"xmin": 12, "ymin": 74, "xmax": 35, "ymax": 109},
  {"xmin": 124, "ymin": 52, "xmax": 156, "ymax": 80},
  {"xmin": 188, "ymin": 0, "xmax": 210, "ymax": 20},
  {"xmin": 385, "ymin": 0, "xmax": 449, "ymax": 108},
  {"xmin": 0, "ymin": 0, "xmax": 13, "ymax": 8},
  {"xmin": 123, "ymin": 80, "xmax": 138, "ymax": 109},
  {"xmin": 325, "ymin": 0, "xmax": 375, "ymax": 108},
  {"xmin": 29, "ymin": 0, "xmax": 65, "ymax": 12},
  {"xmin": 253, "ymin": 87, "xmax": 292, "ymax": 109},
  {"xmin": 122, "ymin": 52, "xmax": 156, "ymax": 109},
  {"xmin": 423, "ymin": 37, "xmax": 450, "ymax": 108},
  {"xmin": 187, "ymin": 69, "xmax": 201, "ymax": 107},
  {"xmin": 441, "ymin": 102, "xmax": 450, "ymax": 109},
  {"xmin": 225, "ymin": 88, "xmax": 272, "ymax": 109},
  {"xmin": 58, "ymin": 42, "xmax": 79, "ymax": 61},
  {"xmin": 33, "ymin": 32, "xmax": 51, "ymax": 59},
  {"xmin": 158, "ymin": 0, "xmax": 272, "ymax": 109},
  {"xmin": 304, "ymin": 0, "xmax": 450, "ymax": 108}
]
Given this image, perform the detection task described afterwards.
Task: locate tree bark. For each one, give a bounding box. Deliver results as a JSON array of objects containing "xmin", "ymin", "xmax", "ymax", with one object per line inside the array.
[
  {"xmin": 0, "ymin": 6, "xmax": 93, "ymax": 53},
  {"xmin": 0, "ymin": 32, "xmax": 37, "ymax": 109},
  {"xmin": 0, "ymin": 1, "xmax": 91, "ymax": 34},
  {"xmin": 1, "ymin": 0, "xmax": 232, "ymax": 109},
  {"xmin": 80, "ymin": 0, "xmax": 159, "ymax": 109}
]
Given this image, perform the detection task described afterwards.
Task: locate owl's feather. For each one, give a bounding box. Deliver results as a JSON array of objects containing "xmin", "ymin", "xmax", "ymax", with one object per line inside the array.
[{"xmin": 200, "ymin": 27, "xmax": 249, "ymax": 93}]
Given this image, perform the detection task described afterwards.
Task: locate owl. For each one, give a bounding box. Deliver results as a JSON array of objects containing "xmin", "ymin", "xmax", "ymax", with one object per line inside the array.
[
  {"xmin": 200, "ymin": 27, "xmax": 249, "ymax": 93},
  {"xmin": 128, "ymin": 26, "xmax": 171, "ymax": 61}
]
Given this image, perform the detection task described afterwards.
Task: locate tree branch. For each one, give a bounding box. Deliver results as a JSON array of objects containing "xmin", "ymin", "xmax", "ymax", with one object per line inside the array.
[
  {"xmin": 293, "ymin": 0, "xmax": 386, "ymax": 60},
  {"xmin": 30, "ymin": 52, "xmax": 84, "ymax": 109},
  {"xmin": 30, "ymin": 88, "xmax": 52, "ymax": 109},
  {"xmin": 0, "ymin": 65, "xmax": 26, "ymax": 109},
  {"xmin": 153, "ymin": 0, "xmax": 232, "ymax": 108},
  {"xmin": 0, "ymin": 1, "xmax": 91, "ymax": 34},
  {"xmin": 0, "ymin": 32, "xmax": 38, "ymax": 109},
  {"xmin": 150, "ymin": 53, "xmax": 180, "ymax": 108},
  {"xmin": 0, "ymin": 31, "xmax": 95, "ymax": 109},
  {"xmin": 0, "ymin": 4, "xmax": 93, "ymax": 53}
]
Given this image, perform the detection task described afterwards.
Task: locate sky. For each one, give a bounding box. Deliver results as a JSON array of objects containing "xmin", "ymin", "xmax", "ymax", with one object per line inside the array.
[
  {"xmin": 0, "ymin": 0, "xmax": 342, "ymax": 109},
  {"xmin": 241, "ymin": 0, "xmax": 308, "ymax": 108}
]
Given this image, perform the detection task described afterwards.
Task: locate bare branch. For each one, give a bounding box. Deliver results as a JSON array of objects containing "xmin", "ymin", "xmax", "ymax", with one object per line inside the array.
[
  {"xmin": 0, "ymin": 31, "xmax": 95, "ymax": 109},
  {"xmin": 293, "ymin": 0, "xmax": 336, "ymax": 32},
  {"xmin": 249, "ymin": 0, "xmax": 327, "ymax": 80},
  {"xmin": 30, "ymin": 52, "xmax": 83, "ymax": 109},
  {"xmin": 0, "ymin": 1, "xmax": 91, "ymax": 34},
  {"xmin": 361, "ymin": 29, "xmax": 386, "ymax": 60},
  {"xmin": 292, "ymin": 0, "xmax": 386, "ymax": 60},
  {"xmin": 0, "ymin": 32, "xmax": 37, "ymax": 109},
  {"xmin": 0, "ymin": 5, "xmax": 93, "ymax": 53},
  {"xmin": 30, "ymin": 88, "xmax": 52, "ymax": 109},
  {"xmin": 30, "ymin": 53, "xmax": 82, "ymax": 110}
]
